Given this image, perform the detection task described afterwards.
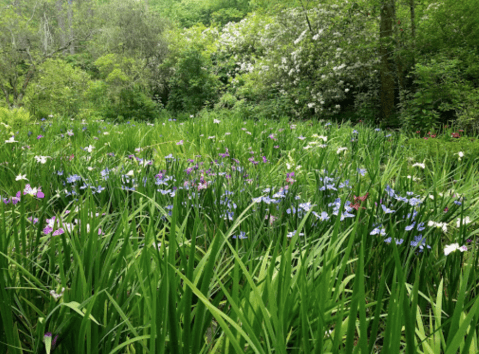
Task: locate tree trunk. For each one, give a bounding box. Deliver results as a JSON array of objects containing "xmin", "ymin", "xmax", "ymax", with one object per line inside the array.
[
  {"xmin": 68, "ymin": 0, "xmax": 75, "ymax": 54},
  {"xmin": 56, "ymin": 0, "xmax": 67, "ymax": 51},
  {"xmin": 379, "ymin": 0, "xmax": 396, "ymax": 122},
  {"xmin": 410, "ymin": 0, "xmax": 416, "ymax": 66},
  {"xmin": 394, "ymin": 2, "xmax": 405, "ymax": 95}
]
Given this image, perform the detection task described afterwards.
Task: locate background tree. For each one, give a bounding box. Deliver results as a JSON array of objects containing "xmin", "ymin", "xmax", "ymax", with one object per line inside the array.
[
  {"xmin": 0, "ymin": 0, "xmax": 96, "ymax": 108},
  {"xmin": 84, "ymin": 0, "xmax": 168, "ymax": 119}
]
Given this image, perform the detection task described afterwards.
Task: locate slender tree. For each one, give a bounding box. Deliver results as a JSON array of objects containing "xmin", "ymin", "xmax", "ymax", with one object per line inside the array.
[
  {"xmin": 68, "ymin": 0, "xmax": 74, "ymax": 54},
  {"xmin": 379, "ymin": 0, "xmax": 396, "ymax": 122},
  {"xmin": 56, "ymin": 0, "xmax": 67, "ymax": 50},
  {"xmin": 409, "ymin": 0, "xmax": 416, "ymax": 66}
]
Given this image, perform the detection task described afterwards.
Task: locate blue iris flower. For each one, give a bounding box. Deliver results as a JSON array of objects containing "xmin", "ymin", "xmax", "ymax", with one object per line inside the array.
[
  {"xmin": 381, "ymin": 204, "xmax": 395, "ymax": 214},
  {"xmin": 232, "ymin": 231, "xmax": 247, "ymax": 239},
  {"xmin": 385, "ymin": 185, "xmax": 396, "ymax": 198},
  {"xmin": 370, "ymin": 226, "xmax": 386, "ymax": 236},
  {"xmin": 409, "ymin": 198, "xmax": 422, "ymax": 206},
  {"xmin": 357, "ymin": 168, "xmax": 366, "ymax": 176},
  {"xmin": 385, "ymin": 237, "xmax": 404, "ymax": 245},
  {"xmin": 405, "ymin": 222, "xmax": 416, "ymax": 231},
  {"xmin": 287, "ymin": 230, "xmax": 304, "ymax": 238}
]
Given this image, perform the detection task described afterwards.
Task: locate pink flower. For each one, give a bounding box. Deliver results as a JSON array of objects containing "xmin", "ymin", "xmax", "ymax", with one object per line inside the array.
[{"xmin": 286, "ymin": 177, "xmax": 296, "ymax": 184}]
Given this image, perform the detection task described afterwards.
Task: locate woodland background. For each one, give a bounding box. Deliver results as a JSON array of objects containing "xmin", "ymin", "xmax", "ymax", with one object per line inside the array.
[{"xmin": 0, "ymin": 0, "xmax": 478, "ymax": 131}]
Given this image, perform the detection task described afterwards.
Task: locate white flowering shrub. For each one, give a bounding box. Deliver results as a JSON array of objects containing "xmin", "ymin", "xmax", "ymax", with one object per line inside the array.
[
  {"xmin": 212, "ymin": 3, "xmax": 378, "ymax": 118},
  {"xmin": 163, "ymin": 4, "xmax": 378, "ymax": 117}
]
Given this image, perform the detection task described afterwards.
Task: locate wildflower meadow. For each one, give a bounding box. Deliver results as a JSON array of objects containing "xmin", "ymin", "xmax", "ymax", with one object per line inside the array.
[{"xmin": 1, "ymin": 113, "xmax": 478, "ymax": 353}]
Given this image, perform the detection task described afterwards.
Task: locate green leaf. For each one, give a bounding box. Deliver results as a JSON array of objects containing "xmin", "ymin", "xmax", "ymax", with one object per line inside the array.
[
  {"xmin": 109, "ymin": 335, "xmax": 151, "ymax": 354},
  {"xmin": 61, "ymin": 301, "xmax": 101, "ymax": 326}
]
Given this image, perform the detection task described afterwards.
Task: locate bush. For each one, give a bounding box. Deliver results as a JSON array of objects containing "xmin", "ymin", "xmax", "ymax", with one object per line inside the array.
[
  {"xmin": 25, "ymin": 59, "xmax": 91, "ymax": 118},
  {"xmin": 238, "ymin": 96, "xmax": 294, "ymax": 120},
  {"xmin": 213, "ymin": 4, "xmax": 378, "ymax": 119},
  {"xmin": 210, "ymin": 8, "xmax": 245, "ymax": 26},
  {"xmin": 399, "ymin": 49, "xmax": 479, "ymax": 132},
  {"xmin": 214, "ymin": 92, "xmax": 238, "ymax": 110},
  {"xmin": 455, "ymin": 88, "xmax": 479, "ymax": 130},
  {"xmin": 103, "ymin": 89, "xmax": 159, "ymax": 121},
  {"xmin": 0, "ymin": 107, "xmax": 32, "ymax": 128},
  {"xmin": 407, "ymin": 137, "xmax": 479, "ymax": 162},
  {"xmin": 87, "ymin": 54, "xmax": 160, "ymax": 121},
  {"xmin": 166, "ymin": 47, "xmax": 221, "ymax": 114}
]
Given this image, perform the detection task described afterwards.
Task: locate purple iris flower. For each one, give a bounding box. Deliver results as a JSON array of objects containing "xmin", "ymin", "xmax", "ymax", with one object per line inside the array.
[{"xmin": 53, "ymin": 228, "xmax": 65, "ymax": 236}]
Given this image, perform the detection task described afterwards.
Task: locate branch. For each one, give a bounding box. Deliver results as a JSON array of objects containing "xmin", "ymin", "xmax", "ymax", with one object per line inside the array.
[
  {"xmin": 44, "ymin": 30, "xmax": 96, "ymax": 60},
  {"xmin": 26, "ymin": 0, "xmax": 40, "ymax": 24},
  {"xmin": 299, "ymin": 0, "xmax": 313, "ymax": 34}
]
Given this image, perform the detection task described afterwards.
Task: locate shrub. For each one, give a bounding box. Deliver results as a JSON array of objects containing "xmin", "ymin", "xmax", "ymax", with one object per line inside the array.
[
  {"xmin": 214, "ymin": 4, "xmax": 378, "ymax": 119},
  {"xmin": 25, "ymin": 59, "xmax": 91, "ymax": 118},
  {"xmin": 88, "ymin": 54, "xmax": 160, "ymax": 121},
  {"xmin": 407, "ymin": 137, "xmax": 479, "ymax": 162},
  {"xmin": 166, "ymin": 47, "xmax": 221, "ymax": 114},
  {"xmin": 210, "ymin": 8, "xmax": 245, "ymax": 26},
  {"xmin": 0, "ymin": 107, "xmax": 32, "ymax": 128},
  {"xmin": 103, "ymin": 89, "xmax": 159, "ymax": 121},
  {"xmin": 399, "ymin": 49, "xmax": 479, "ymax": 132},
  {"xmin": 455, "ymin": 88, "xmax": 479, "ymax": 130},
  {"xmin": 215, "ymin": 92, "xmax": 238, "ymax": 110}
]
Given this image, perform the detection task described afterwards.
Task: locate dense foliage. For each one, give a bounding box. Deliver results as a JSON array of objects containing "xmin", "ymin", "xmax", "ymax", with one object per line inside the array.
[{"xmin": 0, "ymin": 0, "xmax": 478, "ymax": 129}]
